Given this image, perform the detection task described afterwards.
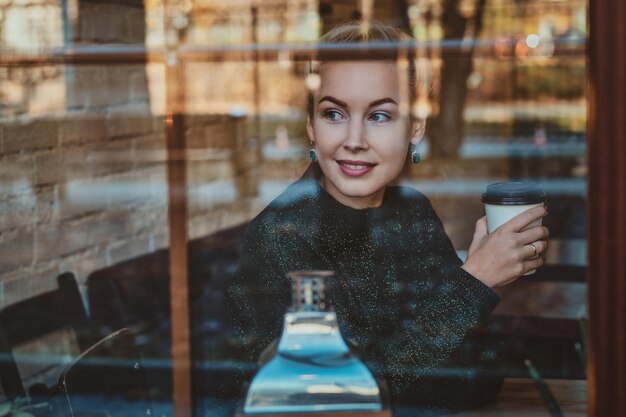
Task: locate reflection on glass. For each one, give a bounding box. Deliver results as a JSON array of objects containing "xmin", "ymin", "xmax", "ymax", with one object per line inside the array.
[
  {"xmin": 243, "ymin": 271, "xmax": 383, "ymax": 414},
  {"xmin": 0, "ymin": 0, "xmax": 590, "ymax": 416}
]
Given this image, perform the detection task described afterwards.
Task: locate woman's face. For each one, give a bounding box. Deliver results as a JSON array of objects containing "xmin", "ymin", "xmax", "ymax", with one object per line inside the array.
[{"xmin": 307, "ymin": 60, "xmax": 422, "ymax": 209}]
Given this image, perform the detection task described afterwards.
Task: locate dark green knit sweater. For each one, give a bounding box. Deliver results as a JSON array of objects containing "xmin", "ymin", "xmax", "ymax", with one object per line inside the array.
[{"xmin": 226, "ymin": 175, "xmax": 503, "ymax": 414}]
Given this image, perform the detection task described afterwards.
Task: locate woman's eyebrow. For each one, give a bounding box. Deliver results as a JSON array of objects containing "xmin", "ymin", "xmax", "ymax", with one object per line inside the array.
[
  {"xmin": 318, "ymin": 96, "xmax": 398, "ymax": 108},
  {"xmin": 368, "ymin": 97, "xmax": 398, "ymax": 107},
  {"xmin": 318, "ymin": 96, "xmax": 347, "ymax": 108}
]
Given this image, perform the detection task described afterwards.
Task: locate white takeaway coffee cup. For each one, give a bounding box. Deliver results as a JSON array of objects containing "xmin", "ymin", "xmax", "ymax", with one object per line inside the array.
[{"xmin": 482, "ymin": 182, "xmax": 547, "ymax": 274}]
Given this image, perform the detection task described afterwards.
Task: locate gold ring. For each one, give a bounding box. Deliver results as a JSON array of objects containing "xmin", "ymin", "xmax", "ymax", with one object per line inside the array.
[{"xmin": 529, "ymin": 242, "xmax": 538, "ymax": 257}]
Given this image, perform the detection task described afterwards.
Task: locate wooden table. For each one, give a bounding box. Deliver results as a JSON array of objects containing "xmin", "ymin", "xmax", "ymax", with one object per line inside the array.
[
  {"xmin": 234, "ymin": 378, "xmax": 585, "ymax": 417},
  {"xmin": 235, "ymin": 411, "xmax": 391, "ymax": 417},
  {"xmin": 450, "ymin": 378, "xmax": 587, "ymax": 416}
]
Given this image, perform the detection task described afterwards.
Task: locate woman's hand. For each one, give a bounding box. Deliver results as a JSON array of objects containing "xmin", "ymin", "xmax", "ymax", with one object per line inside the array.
[{"xmin": 461, "ymin": 206, "xmax": 549, "ymax": 288}]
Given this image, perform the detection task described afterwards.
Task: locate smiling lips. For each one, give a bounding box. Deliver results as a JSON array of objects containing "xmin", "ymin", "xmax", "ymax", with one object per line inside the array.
[{"xmin": 336, "ymin": 159, "xmax": 376, "ymax": 177}]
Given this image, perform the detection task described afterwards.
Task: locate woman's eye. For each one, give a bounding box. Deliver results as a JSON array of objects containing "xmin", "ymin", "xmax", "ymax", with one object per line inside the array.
[
  {"xmin": 322, "ymin": 109, "xmax": 345, "ymax": 121},
  {"xmin": 370, "ymin": 112, "xmax": 390, "ymax": 123}
]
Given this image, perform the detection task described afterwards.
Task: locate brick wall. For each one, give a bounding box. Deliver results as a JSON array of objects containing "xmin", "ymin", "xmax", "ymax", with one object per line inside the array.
[
  {"xmin": 0, "ymin": 112, "xmax": 259, "ymax": 309},
  {"xmin": 0, "ymin": 0, "xmax": 65, "ymax": 116},
  {"xmin": 0, "ymin": 0, "xmax": 262, "ymax": 309}
]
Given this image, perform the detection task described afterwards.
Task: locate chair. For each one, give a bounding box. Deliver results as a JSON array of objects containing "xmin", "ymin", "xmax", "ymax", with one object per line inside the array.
[
  {"xmin": 85, "ymin": 223, "xmax": 249, "ymax": 403},
  {"xmin": 57, "ymin": 328, "xmax": 153, "ymax": 417},
  {"xmin": 0, "ymin": 272, "xmax": 95, "ymax": 400},
  {"xmin": 489, "ymin": 265, "xmax": 587, "ymax": 379}
]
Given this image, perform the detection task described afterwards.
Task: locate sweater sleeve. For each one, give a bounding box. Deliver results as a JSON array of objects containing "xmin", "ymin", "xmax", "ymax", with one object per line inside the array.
[
  {"xmin": 372, "ymin": 200, "xmax": 503, "ymax": 412},
  {"xmin": 224, "ymin": 208, "xmax": 329, "ymax": 362},
  {"xmin": 224, "ymin": 214, "xmax": 290, "ymax": 361}
]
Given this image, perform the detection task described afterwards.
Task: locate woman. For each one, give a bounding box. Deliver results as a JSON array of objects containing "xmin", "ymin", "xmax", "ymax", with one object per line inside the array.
[{"xmin": 226, "ymin": 21, "xmax": 549, "ymax": 414}]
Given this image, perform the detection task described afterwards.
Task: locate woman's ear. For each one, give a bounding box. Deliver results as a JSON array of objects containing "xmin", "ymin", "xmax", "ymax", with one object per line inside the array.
[
  {"xmin": 410, "ymin": 118, "xmax": 426, "ymax": 145},
  {"xmin": 306, "ymin": 117, "xmax": 315, "ymax": 144}
]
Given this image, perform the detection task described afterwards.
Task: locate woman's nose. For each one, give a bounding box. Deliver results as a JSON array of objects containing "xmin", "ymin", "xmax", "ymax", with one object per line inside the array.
[{"xmin": 343, "ymin": 120, "xmax": 369, "ymax": 151}]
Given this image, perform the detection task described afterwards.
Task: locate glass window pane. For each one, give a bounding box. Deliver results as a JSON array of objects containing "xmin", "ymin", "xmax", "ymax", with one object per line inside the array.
[{"xmin": 1, "ymin": 0, "xmax": 589, "ymax": 415}]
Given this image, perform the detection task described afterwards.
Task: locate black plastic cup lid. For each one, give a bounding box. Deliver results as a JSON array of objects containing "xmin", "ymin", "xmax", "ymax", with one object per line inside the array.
[{"xmin": 482, "ymin": 181, "xmax": 547, "ymax": 205}]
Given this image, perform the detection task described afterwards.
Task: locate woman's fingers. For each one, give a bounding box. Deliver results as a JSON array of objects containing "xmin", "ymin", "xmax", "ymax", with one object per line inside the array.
[
  {"xmin": 521, "ymin": 240, "xmax": 549, "ymax": 259},
  {"xmin": 525, "ymin": 242, "xmax": 539, "ymax": 258},
  {"xmin": 493, "ymin": 254, "xmax": 546, "ymax": 288},
  {"xmin": 499, "ymin": 206, "xmax": 548, "ymax": 233},
  {"xmin": 467, "ymin": 216, "xmax": 489, "ymax": 258},
  {"xmin": 474, "ymin": 215, "xmax": 488, "ymax": 238},
  {"xmin": 493, "ymin": 255, "xmax": 546, "ymax": 287},
  {"xmin": 523, "ymin": 253, "xmax": 545, "ymax": 272},
  {"xmin": 518, "ymin": 225, "xmax": 550, "ymax": 244}
]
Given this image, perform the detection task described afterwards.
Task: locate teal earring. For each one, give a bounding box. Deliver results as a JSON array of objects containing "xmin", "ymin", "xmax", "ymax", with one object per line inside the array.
[
  {"xmin": 309, "ymin": 148, "xmax": 318, "ymax": 162},
  {"xmin": 411, "ymin": 144, "xmax": 421, "ymax": 164}
]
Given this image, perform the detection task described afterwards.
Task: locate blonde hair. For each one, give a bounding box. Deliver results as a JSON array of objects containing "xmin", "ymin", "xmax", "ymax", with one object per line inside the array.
[
  {"xmin": 307, "ymin": 21, "xmax": 418, "ymax": 118},
  {"xmin": 320, "ymin": 20, "xmax": 412, "ymax": 43}
]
